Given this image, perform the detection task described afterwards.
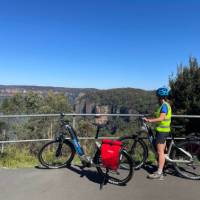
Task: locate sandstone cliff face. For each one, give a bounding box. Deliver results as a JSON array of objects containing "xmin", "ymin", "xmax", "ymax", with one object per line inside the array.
[
  {"xmin": 73, "ymin": 97, "xmax": 147, "ymax": 114},
  {"xmin": 74, "ymin": 98, "xmax": 96, "ymax": 113}
]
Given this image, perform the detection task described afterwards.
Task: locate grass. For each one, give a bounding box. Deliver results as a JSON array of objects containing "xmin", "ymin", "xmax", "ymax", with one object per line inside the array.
[
  {"xmin": 0, "ymin": 145, "xmax": 86, "ymax": 168},
  {"xmin": 0, "ymin": 146, "xmax": 38, "ymax": 168},
  {"xmin": 0, "ymin": 141, "xmax": 157, "ymax": 168},
  {"xmin": 147, "ymin": 150, "xmax": 157, "ymax": 164}
]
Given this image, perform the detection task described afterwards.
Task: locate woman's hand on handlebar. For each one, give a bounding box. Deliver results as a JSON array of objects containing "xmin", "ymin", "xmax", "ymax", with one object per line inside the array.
[{"xmin": 143, "ymin": 117, "xmax": 152, "ymax": 123}]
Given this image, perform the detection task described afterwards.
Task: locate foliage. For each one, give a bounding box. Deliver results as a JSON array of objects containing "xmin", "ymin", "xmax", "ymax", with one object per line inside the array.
[
  {"xmin": 0, "ymin": 92, "xmax": 73, "ymax": 155},
  {"xmin": 1, "ymin": 91, "xmax": 72, "ymax": 115},
  {"xmin": 169, "ymin": 57, "xmax": 200, "ymax": 133}
]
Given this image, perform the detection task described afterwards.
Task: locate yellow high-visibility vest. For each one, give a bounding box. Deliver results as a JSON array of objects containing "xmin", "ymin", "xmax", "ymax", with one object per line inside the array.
[{"xmin": 155, "ymin": 102, "xmax": 172, "ymax": 133}]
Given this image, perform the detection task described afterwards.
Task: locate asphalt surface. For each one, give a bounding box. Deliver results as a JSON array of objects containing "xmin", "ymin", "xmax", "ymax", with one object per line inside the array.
[{"xmin": 0, "ymin": 165, "xmax": 199, "ymax": 200}]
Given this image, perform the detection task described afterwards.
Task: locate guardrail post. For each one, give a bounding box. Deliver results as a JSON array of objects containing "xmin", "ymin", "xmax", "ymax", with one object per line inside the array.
[
  {"xmin": 72, "ymin": 115, "xmax": 76, "ymax": 129},
  {"xmin": 1, "ymin": 129, "xmax": 6, "ymax": 153}
]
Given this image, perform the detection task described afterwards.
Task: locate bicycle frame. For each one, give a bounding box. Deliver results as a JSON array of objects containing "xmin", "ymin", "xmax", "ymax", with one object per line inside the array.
[
  {"xmin": 164, "ymin": 140, "xmax": 193, "ymax": 163},
  {"xmin": 62, "ymin": 123, "xmax": 101, "ymax": 167},
  {"xmin": 140, "ymin": 119, "xmax": 193, "ymax": 164}
]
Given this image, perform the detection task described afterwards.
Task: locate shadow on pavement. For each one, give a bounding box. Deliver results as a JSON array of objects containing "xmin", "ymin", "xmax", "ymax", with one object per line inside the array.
[
  {"xmin": 142, "ymin": 163, "xmax": 180, "ymax": 178},
  {"xmin": 35, "ymin": 164, "xmax": 106, "ymax": 186},
  {"xmin": 66, "ymin": 165, "xmax": 105, "ymax": 185}
]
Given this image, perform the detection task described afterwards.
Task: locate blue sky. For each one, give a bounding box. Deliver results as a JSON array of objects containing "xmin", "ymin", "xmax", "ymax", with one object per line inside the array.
[{"xmin": 0, "ymin": 0, "xmax": 200, "ymax": 90}]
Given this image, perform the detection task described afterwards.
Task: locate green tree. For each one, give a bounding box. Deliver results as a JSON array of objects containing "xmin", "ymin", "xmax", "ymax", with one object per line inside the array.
[
  {"xmin": 169, "ymin": 57, "xmax": 200, "ymax": 133},
  {"xmin": 0, "ymin": 91, "xmax": 72, "ymax": 115},
  {"xmin": 1, "ymin": 93, "xmax": 26, "ymax": 114},
  {"xmin": 39, "ymin": 91, "xmax": 72, "ymax": 114},
  {"xmin": 24, "ymin": 91, "xmax": 43, "ymax": 114}
]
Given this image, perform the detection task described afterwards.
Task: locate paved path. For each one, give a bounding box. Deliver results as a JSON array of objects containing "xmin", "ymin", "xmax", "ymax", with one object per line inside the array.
[{"xmin": 0, "ymin": 166, "xmax": 199, "ymax": 200}]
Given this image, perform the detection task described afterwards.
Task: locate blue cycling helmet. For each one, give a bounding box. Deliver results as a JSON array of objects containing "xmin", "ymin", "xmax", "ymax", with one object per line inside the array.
[{"xmin": 156, "ymin": 87, "xmax": 170, "ymax": 97}]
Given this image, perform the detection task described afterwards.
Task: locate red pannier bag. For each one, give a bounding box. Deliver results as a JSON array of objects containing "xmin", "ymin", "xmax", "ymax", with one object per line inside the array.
[{"xmin": 101, "ymin": 139, "xmax": 123, "ymax": 171}]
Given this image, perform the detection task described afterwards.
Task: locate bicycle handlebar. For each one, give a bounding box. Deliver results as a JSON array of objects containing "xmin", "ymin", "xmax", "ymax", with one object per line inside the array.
[{"xmin": 138, "ymin": 117, "xmax": 150, "ymax": 133}]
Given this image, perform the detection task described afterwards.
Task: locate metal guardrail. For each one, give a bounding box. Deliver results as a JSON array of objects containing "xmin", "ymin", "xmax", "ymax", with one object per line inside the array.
[
  {"xmin": 0, "ymin": 113, "xmax": 200, "ymax": 145},
  {"xmin": 0, "ymin": 113, "xmax": 200, "ymax": 118},
  {"xmin": 0, "ymin": 137, "xmax": 119, "ymax": 144},
  {"xmin": 0, "ymin": 113, "xmax": 147, "ymax": 118}
]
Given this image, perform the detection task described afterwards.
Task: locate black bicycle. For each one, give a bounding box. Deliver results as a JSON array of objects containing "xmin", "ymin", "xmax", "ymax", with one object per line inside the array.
[
  {"xmin": 119, "ymin": 118, "xmax": 200, "ymax": 180},
  {"xmin": 38, "ymin": 113, "xmax": 134, "ymax": 186}
]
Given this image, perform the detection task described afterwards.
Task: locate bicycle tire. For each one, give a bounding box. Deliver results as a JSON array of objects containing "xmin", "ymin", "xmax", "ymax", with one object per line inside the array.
[
  {"xmin": 119, "ymin": 135, "xmax": 148, "ymax": 169},
  {"xmin": 94, "ymin": 149, "xmax": 134, "ymax": 186},
  {"xmin": 171, "ymin": 140, "xmax": 200, "ymax": 180},
  {"xmin": 38, "ymin": 139, "xmax": 76, "ymax": 169}
]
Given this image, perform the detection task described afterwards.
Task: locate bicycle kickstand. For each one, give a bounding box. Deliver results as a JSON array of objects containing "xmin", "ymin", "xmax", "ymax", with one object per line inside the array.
[{"xmin": 100, "ymin": 168, "xmax": 109, "ymax": 190}]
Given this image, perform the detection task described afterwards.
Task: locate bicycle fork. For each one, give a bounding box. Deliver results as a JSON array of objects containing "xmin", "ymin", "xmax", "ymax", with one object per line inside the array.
[{"xmin": 55, "ymin": 136, "xmax": 65, "ymax": 157}]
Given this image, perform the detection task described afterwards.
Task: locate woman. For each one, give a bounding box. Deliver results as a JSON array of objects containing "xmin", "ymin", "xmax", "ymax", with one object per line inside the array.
[{"xmin": 144, "ymin": 87, "xmax": 172, "ymax": 180}]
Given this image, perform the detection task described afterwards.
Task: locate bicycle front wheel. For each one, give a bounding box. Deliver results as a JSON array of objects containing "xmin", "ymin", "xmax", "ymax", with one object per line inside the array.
[
  {"xmin": 119, "ymin": 135, "xmax": 148, "ymax": 169},
  {"xmin": 38, "ymin": 139, "xmax": 75, "ymax": 169},
  {"xmin": 94, "ymin": 149, "xmax": 134, "ymax": 186},
  {"xmin": 171, "ymin": 140, "xmax": 200, "ymax": 180}
]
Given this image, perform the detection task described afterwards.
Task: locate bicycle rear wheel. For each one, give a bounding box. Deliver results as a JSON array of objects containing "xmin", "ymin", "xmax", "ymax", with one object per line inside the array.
[
  {"xmin": 38, "ymin": 139, "xmax": 75, "ymax": 169},
  {"xmin": 94, "ymin": 149, "xmax": 134, "ymax": 185},
  {"xmin": 119, "ymin": 135, "xmax": 148, "ymax": 169},
  {"xmin": 171, "ymin": 140, "xmax": 200, "ymax": 180}
]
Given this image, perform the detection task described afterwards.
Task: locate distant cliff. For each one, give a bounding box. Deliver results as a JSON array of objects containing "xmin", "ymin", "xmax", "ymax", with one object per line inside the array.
[
  {"xmin": 0, "ymin": 85, "xmax": 96, "ymax": 105},
  {"xmin": 0, "ymin": 85, "xmax": 157, "ymax": 114},
  {"xmin": 75, "ymin": 88, "xmax": 157, "ymax": 114}
]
